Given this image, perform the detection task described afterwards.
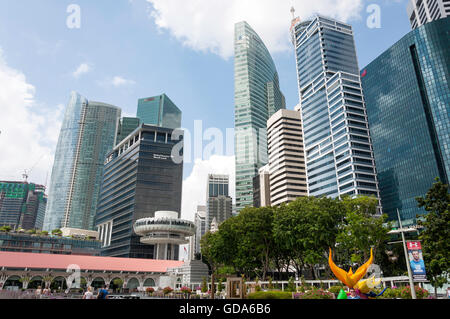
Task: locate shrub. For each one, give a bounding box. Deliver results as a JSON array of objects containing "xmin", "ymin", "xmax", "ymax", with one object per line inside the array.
[
  {"xmin": 247, "ymin": 291, "xmax": 292, "ymax": 299},
  {"xmin": 146, "ymin": 287, "xmax": 154, "ymax": 295},
  {"xmin": 296, "ymin": 285, "xmax": 313, "ymax": 293},
  {"xmin": 399, "ymin": 286, "xmax": 430, "ymax": 299},
  {"xmin": 0, "ymin": 226, "xmax": 12, "ymax": 233},
  {"xmin": 217, "ymin": 279, "xmax": 224, "ymax": 292},
  {"xmin": 328, "ymin": 285, "xmax": 345, "ymax": 297},
  {"xmin": 201, "ymin": 277, "xmax": 208, "ymax": 293},
  {"xmin": 267, "ymin": 276, "xmax": 273, "ymax": 290},
  {"xmin": 163, "ymin": 287, "xmax": 173, "ymax": 295},
  {"xmin": 374, "ymin": 287, "xmax": 398, "ymax": 299},
  {"xmin": 286, "ymin": 277, "xmax": 296, "ymax": 292},
  {"xmin": 294, "ymin": 288, "xmax": 334, "ymax": 300},
  {"xmin": 180, "ymin": 286, "xmax": 192, "ymax": 294}
]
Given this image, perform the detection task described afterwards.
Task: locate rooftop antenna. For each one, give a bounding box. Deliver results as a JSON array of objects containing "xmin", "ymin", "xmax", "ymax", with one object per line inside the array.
[
  {"xmin": 290, "ymin": 6, "xmax": 296, "ymax": 20},
  {"xmin": 22, "ymin": 170, "xmax": 29, "ymax": 183}
]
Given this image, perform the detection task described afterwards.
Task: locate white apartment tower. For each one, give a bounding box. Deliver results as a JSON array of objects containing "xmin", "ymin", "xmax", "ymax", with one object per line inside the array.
[
  {"xmin": 407, "ymin": 0, "xmax": 450, "ymax": 29},
  {"xmin": 267, "ymin": 109, "xmax": 307, "ymax": 206}
]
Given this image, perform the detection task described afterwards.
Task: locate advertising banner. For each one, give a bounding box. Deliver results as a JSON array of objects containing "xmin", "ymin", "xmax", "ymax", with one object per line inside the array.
[{"xmin": 407, "ymin": 241, "xmax": 427, "ymax": 281}]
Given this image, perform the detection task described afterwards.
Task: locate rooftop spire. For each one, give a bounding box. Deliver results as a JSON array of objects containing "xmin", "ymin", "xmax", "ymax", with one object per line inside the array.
[{"xmin": 290, "ymin": 6, "xmax": 295, "ymax": 20}]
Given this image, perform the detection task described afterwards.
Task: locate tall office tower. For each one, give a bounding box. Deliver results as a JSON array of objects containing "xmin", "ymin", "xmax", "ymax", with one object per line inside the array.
[
  {"xmin": 44, "ymin": 92, "xmax": 121, "ymax": 232},
  {"xmin": 290, "ymin": 14, "xmax": 381, "ymax": 201},
  {"xmin": 267, "ymin": 109, "xmax": 307, "ymax": 206},
  {"xmin": 253, "ymin": 165, "xmax": 271, "ymax": 208},
  {"xmin": 137, "ymin": 94, "xmax": 182, "ymax": 129},
  {"xmin": 0, "ymin": 181, "xmax": 47, "ymax": 230},
  {"xmin": 206, "ymin": 174, "xmax": 232, "ymax": 229},
  {"xmin": 116, "ymin": 117, "xmax": 140, "ymax": 145},
  {"xmin": 194, "ymin": 205, "xmax": 206, "ymax": 255},
  {"xmin": 234, "ymin": 21, "xmax": 286, "ymax": 213},
  {"xmin": 95, "ymin": 124, "xmax": 183, "ymax": 259},
  {"xmin": 407, "ymin": 0, "xmax": 450, "ymax": 29},
  {"xmin": 361, "ymin": 17, "xmax": 449, "ymax": 225}
]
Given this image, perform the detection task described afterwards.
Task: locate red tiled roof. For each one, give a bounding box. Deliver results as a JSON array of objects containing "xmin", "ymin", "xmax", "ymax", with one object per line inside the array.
[{"xmin": 0, "ymin": 251, "xmax": 184, "ymax": 273}]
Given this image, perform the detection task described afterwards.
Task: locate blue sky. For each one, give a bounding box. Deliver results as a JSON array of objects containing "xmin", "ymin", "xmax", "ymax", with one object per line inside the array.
[{"xmin": 0, "ymin": 0, "xmax": 412, "ymax": 219}]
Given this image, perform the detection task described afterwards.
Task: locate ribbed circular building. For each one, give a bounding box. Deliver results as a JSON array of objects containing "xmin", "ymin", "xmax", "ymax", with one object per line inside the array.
[{"xmin": 134, "ymin": 211, "xmax": 195, "ymax": 260}]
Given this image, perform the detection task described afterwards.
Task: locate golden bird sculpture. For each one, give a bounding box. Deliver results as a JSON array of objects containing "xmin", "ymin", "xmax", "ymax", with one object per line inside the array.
[{"xmin": 328, "ymin": 247, "xmax": 374, "ymax": 289}]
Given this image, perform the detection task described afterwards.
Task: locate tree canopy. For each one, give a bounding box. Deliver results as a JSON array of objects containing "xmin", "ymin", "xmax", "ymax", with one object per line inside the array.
[{"xmin": 200, "ymin": 195, "xmax": 389, "ymax": 280}]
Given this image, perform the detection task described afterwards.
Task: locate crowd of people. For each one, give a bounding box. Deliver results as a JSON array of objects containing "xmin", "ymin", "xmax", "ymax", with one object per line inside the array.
[{"xmin": 34, "ymin": 285, "xmax": 110, "ymax": 299}]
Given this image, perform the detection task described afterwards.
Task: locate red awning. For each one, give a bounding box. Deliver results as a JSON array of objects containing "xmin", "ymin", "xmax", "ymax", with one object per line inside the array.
[{"xmin": 0, "ymin": 251, "xmax": 184, "ymax": 273}]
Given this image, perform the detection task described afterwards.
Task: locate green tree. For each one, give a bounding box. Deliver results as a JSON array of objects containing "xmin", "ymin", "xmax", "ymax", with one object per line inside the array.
[
  {"xmin": 336, "ymin": 195, "xmax": 390, "ymax": 266},
  {"xmin": 207, "ymin": 207, "xmax": 276, "ymax": 280},
  {"xmin": 416, "ymin": 178, "xmax": 450, "ymax": 297},
  {"xmin": 112, "ymin": 278, "xmax": 124, "ymax": 293},
  {"xmin": 233, "ymin": 207, "xmax": 276, "ymax": 280},
  {"xmin": 273, "ymin": 197, "xmax": 345, "ymax": 279},
  {"xmin": 201, "ymin": 231, "xmax": 226, "ymax": 299}
]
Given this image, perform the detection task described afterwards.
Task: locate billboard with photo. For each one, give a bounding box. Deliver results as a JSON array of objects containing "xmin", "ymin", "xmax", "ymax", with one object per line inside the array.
[{"xmin": 407, "ymin": 241, "xmax": 427, "ymax": 281}]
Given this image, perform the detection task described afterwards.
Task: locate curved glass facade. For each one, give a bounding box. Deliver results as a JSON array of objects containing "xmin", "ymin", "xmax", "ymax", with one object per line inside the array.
[
  {"xmin": 234, "ymin": 21, "xmax": 286, "ymax": 212},
  {"xmin": 361, "ymin": 17, "xmax": 449, "ymax": 224},
  {"xmin": 44, "ymin": 92, "xmax": 121, "ymax": 231}
]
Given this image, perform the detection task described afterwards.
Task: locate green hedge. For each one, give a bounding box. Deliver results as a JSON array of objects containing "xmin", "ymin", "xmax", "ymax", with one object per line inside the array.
[{"xmin": 247, "ymin": 291, "xmax": 293, "ymax": 299}]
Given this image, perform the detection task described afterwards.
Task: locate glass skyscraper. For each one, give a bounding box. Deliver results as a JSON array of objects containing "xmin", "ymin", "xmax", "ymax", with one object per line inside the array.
[
  {"xmin": 137, "ymin": 94, "xmax": 182, "ymax": 129},
  {"xmin": 0, "ymin": 181, "xmax": 47, "ymax": 230},
  {"xmin": 206, "ymin": 174, "xmax": 232, "ymax": 230},
  {"xmin": 234, "ymin": 21, "xmax": 286, "ymax": 213},
  {"xmin": 95, "ymin": 124, "xmax": 183, "ymax": 259},
  {"xmin": 361, "ymin": 17, "xmax": 449, "ymax": 225},
  {"xmin": 116, "ymin": 117, "xmax": 140, "ymax": 145},
  {"xmin": 44, "ymin": 92, "xmax": 121, "ymax": 232},
  {"xmin": 290, "ymin": 15, "xmax": 381, "ymax": 201}
]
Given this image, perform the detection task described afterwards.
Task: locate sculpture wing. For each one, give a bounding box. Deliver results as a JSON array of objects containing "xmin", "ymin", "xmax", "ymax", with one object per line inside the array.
[
  {"xmin": 328, "ymin": 248, "xmax": 352, "ymax": 288},
  {"xmin": 352, "ymin": 248, "xmax": 374, "ymax": 282}
]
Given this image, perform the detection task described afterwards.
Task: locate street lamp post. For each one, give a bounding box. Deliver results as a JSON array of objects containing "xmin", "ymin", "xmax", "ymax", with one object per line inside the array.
[{"xmin": 397, "ymin": 209, "xmax": 417, "ymax": 299}]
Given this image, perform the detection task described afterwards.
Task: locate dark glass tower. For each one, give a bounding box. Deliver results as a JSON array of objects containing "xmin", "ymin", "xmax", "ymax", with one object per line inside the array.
[
  {"xmin": 137, "ymin": 94, "xmax": 182, "ymax": 129},
  {"xmin": 361, "ymin": 17, "xmax": 449, "ymax": 225},
  {"xmin": 95, "ymin": 124, "xmax": 183, "ymax": 259}
]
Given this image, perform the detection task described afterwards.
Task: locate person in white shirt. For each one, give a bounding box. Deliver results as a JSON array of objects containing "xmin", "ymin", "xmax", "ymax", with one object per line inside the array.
[{"xmin": 83, "ymin": 286, "xmax": 94, "ymax": 299}]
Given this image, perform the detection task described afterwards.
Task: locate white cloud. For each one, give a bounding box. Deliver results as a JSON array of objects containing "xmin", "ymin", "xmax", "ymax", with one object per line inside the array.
[
  {"xmin": 112, "ymin": 76, "xmax": 136, "ymax": 87},
  {"xmin": 0, "ymin": 48, "xmax": 63, "ymax": 187},
  {"xmin": 181, "ymin": 155, "xmax": 235, "ymax": 222},
  {"xmin": 98, "ymin": 76, "xmax": 136, "ymax": 88},
  {"xmin": 147, "ymin": 0, "xmax": 364, "ymax": 59},
  {"xmin": 72, "ymin": 63, "xmax": 92, "ymax": 79}
]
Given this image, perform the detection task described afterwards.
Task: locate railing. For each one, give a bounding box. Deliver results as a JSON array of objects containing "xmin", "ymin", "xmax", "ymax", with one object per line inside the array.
[
  {"xmin": 183, "ymin": 276, "xmax": 416, "ymax": 292},
  {"xmin": 0, "ymin": 290, "xmax": 84, "ymax": 299}
]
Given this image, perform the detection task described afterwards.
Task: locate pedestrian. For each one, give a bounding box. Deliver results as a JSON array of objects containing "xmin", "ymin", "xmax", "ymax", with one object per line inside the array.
[
  {"xmin": 42, "ymin": 285, "xmax": 50, "ymax": 297},
  {"xmin": 97, "ymin": 285, "xmax": 109, "ymax": 299},
  {"xmin": 446, "ymin": 287, "xmax": 450, "ymax": 299},
  {"xmin": 83, "ymin": 286, "xmax": 94, "ymax": 299},
  {"xmin": 348, "ymin": 288, "xmax": 361, "ymax": 299},
  {"xmin": 35, "ymin": 286, "xmax": 42, "ymax": 299}
]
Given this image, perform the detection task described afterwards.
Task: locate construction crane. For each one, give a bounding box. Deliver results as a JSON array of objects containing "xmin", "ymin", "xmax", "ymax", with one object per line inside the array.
[{"xmin": 22, "ymin": 154, "xmax": 45, "ymax": 183}]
